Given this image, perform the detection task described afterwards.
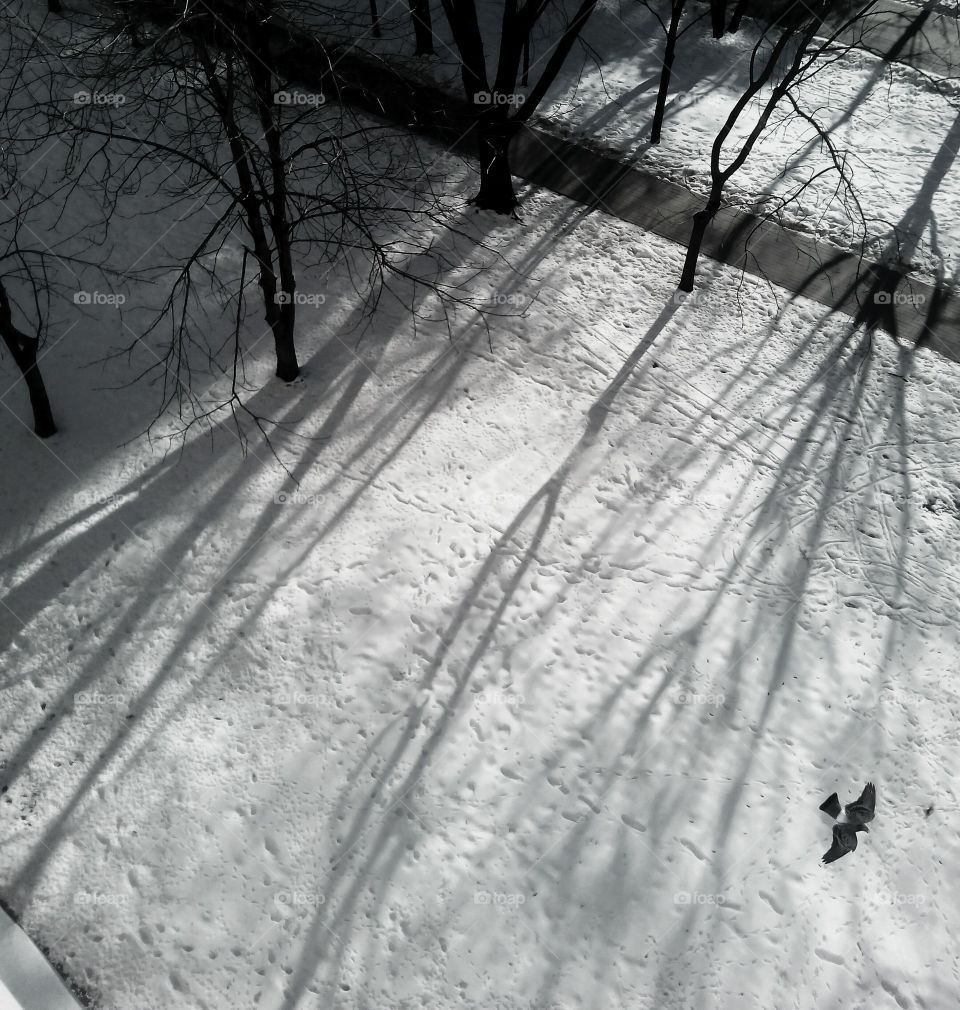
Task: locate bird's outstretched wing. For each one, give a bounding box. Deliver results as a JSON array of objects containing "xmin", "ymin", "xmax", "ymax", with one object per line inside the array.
[
  {"xmin": 822, "ymin": 823, "xmax": 855, "ymax": 864},
  {"xmin": 819, "ymin": 792, "xmax": 841, "ymax": 818},
  {"xmin": 846, "ymin": 782, "xmax": 876, "ymax": 822},
  {"xmin": 822, "ymin": 837, "xmax": 846, "ymax": 863}
]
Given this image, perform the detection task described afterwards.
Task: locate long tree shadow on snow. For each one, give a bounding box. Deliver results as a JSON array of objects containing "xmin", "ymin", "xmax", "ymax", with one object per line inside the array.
[
  {"xmin": 362, "ymin": 291, "xmax": 946, "ymax": 1007},
  {"xmin": 269, "ymin": 298, "xmax": 680, "ymax": 1008}
]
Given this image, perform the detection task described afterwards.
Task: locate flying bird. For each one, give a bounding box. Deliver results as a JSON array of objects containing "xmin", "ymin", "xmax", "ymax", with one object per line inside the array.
[
  {"xmin": 844, "ymin": 782, "xmax": 876, "ymax": 824},
  {"xmin": 819, "ymin": 792, "xmax": 841, "ymax": 818},
  {"xmin": 823, "ymin": 821, "xmax": 869, "ymax": 864}
]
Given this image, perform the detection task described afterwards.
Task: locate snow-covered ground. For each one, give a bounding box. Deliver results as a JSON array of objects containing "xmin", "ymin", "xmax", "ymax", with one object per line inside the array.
[
  {"xmin": 3, "ymin": 1, "xmax": 960, "ymax": 1008},
  {"xmin": 3, "ymin": 119, "xmax": 960, "ymax": 1007}
]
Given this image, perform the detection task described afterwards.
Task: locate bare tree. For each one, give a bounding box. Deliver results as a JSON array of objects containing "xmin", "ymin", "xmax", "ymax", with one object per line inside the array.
[
  {"xmin": 440, "ymin": 0, "xmax": 601, "ymax": 213},
  {"xmin": 679, "ymin": 1, "xmax": 878, "ymax": 290},
  {"xmin": 647, "ymin": 0, "xmax": 710, "ymax": 144},
  {"xmin": 30, "ymin": 0, "xmax": 495, "ymax": 441}
]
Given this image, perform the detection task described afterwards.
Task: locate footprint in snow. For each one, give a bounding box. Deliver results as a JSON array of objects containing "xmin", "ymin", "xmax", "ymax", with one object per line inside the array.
[{"xmin": 679, "ymin": 838, "xmax": 707, "ymax": 861}]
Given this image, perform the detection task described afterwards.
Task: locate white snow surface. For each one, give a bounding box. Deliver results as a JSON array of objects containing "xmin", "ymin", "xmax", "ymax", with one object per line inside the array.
[
  {"xmin": 1, "ymin": 3, "xmax": 960, "ymax": 1007},
  {"xmin": 2, "ymin": 145, "xmax": 960, "ymax": 1007}
]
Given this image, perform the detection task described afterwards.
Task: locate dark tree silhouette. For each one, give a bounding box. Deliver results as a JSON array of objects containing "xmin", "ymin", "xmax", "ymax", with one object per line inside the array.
[
  {"xmin": 679, "ymin": 1, "xmax": 878, "ymax": 290},
  {"xmin": 0, "ymin": 280, "xmax": 55, "ymax": 438},
  {"xmin": 439, "ymin": 0, "xmax": 601, "ymax": 213}
]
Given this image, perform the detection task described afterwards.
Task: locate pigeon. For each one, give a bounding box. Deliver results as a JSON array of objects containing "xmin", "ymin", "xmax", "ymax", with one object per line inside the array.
[
  {"xmin": 823, "ymin": 821, "xmax": 869, "ymax": 864},
  {"xmin": 819, "ymin": 792, "xmax": 841, "ymax": 818},
  {"xmin": 844, "ymin": 782, "xmax": 876, "ymax": 825}
]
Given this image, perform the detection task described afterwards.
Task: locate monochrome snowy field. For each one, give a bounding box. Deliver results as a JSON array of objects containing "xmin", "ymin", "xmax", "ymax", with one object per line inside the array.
[
  {"xmin": 2, "ymin": 140, "xmax": 960, "ymax": 1007},
  {"xmin": 2, "ymin": 0, "xmax": 960, "ymax": 1008}
]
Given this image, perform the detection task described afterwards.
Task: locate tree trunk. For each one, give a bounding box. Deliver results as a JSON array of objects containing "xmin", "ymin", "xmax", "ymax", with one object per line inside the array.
[
  {"xmin": 678, "ymin": 204, "xmax": 718, "ymax": 291},
  {"xmin": 269, "ymin": 311, "xmax": 300, "ymax": 381},
  {"xmin": 409, "ymin": 0, "xmax": 433, "ymax": 54},
  {"xmin": 471, "ymin": 120, "xmax": 518, "ymax": 214},
  {"xmin": 0, "ymin": 285, "xmax": 56, "ymax": 438},
  {"xmin": 651, "ymin": 1, "xmax": 684, "ymax": 145},
  {"xmin": 48, "ymin": 0, "xmax": 63, "ymax": 13},
  {"xmin": 370, "ymin": 0, "xmax": 381, "ymax": 38},
  {"xmin": 728, "ymin": 0, "xmax": 748, "ymax": 32},
  {"xmin": 710, "ymin": 0, "xmax": 727, "ymax": 37}
]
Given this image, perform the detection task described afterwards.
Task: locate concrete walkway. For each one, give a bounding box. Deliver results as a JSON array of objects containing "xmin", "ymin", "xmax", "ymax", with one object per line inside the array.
[{"xmin": 0, "ymin": 905, "xmax": 84, "ymax": 1010}]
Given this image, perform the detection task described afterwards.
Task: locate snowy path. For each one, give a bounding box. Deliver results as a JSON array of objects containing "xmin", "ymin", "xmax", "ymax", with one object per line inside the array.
[{"xmin": 2, "ymin": 162, "xmax": 959, "ymax": 1008}]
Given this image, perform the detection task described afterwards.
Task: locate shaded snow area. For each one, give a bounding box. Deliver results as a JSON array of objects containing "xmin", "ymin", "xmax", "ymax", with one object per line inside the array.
[{"xmin": 2, "ymin": 129, "xmax": 960, "ymax": 1008}]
